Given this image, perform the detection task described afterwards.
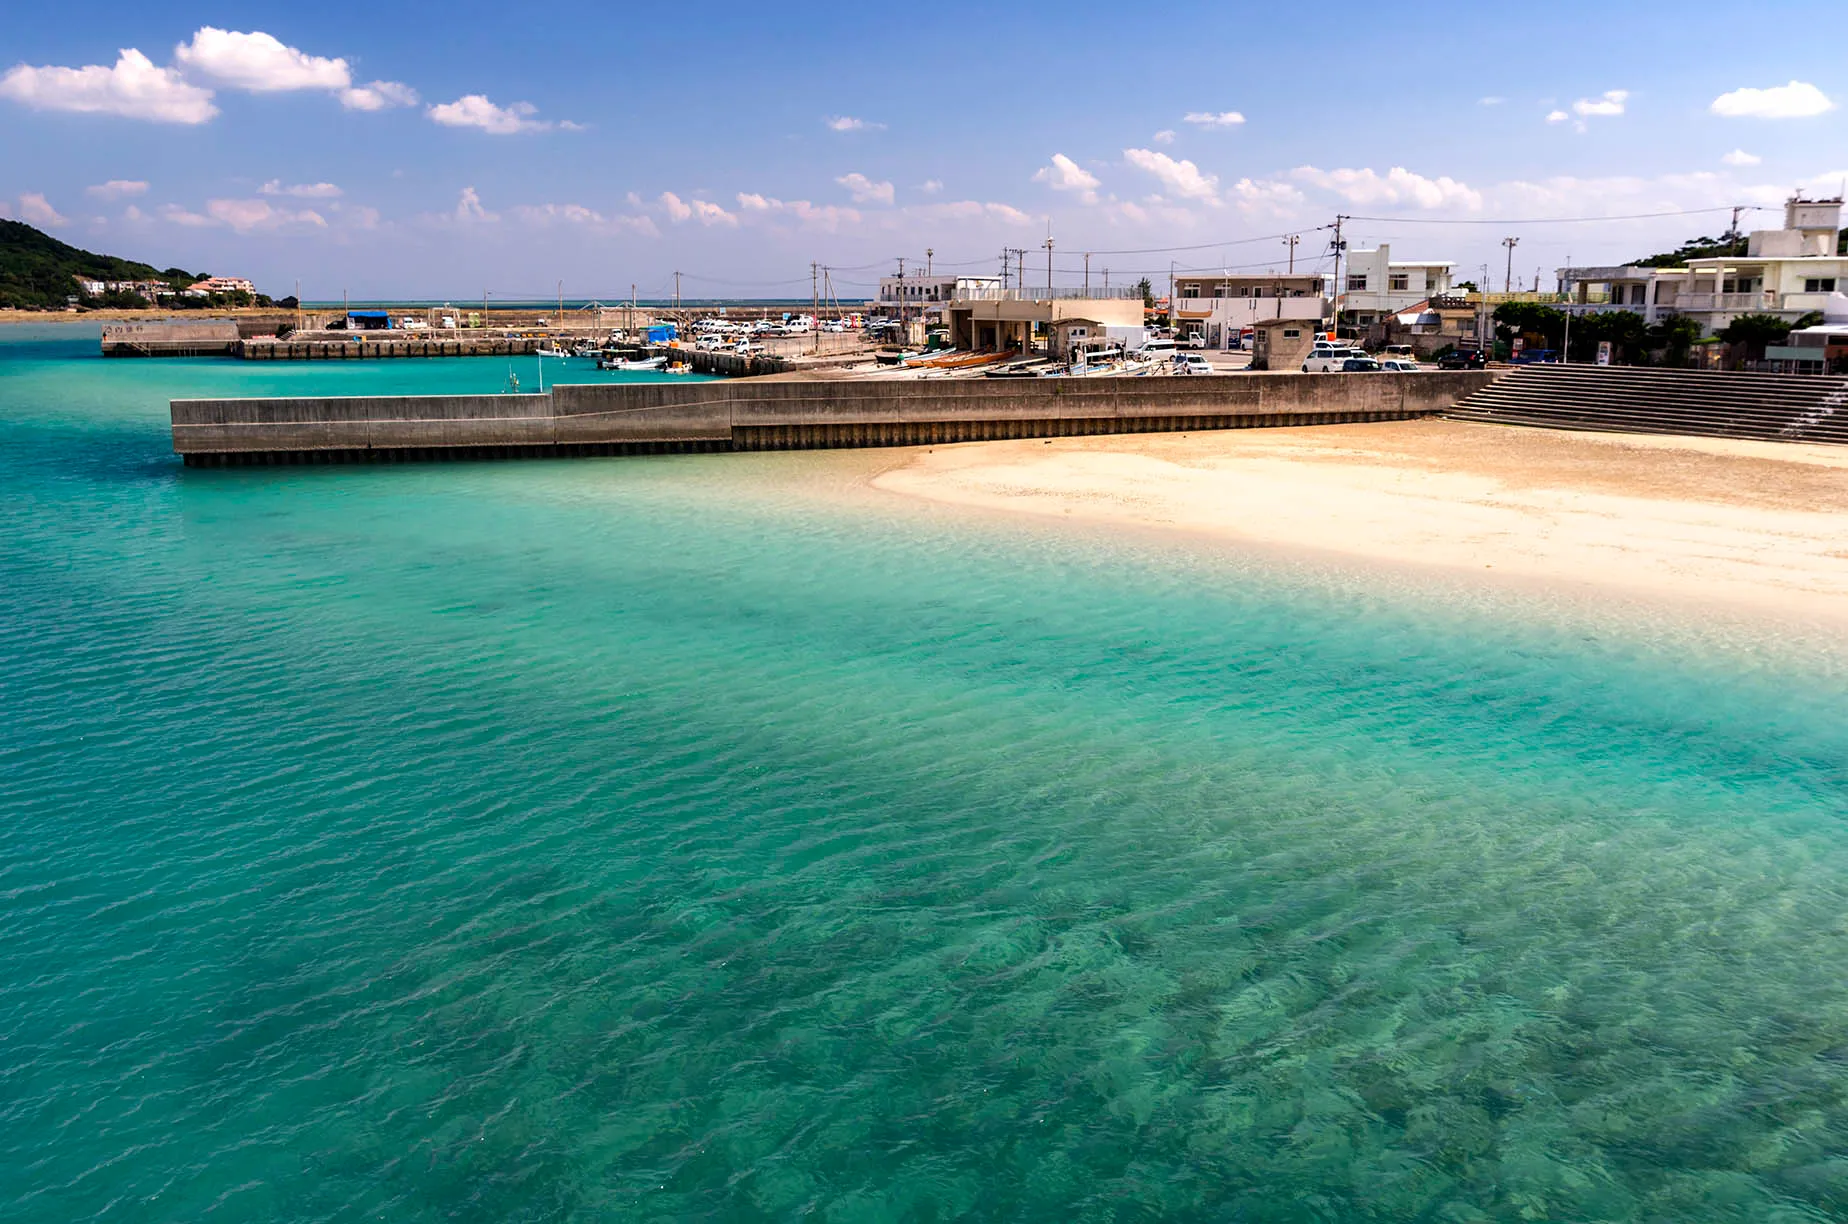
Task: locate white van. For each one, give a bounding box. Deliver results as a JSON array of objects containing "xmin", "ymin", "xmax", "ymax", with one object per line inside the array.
[
  {"xmin": 1140, "ymin": 338, "xmax": 1179, "ymax": 359},
  {"xmin": 1302, "ymin": 347, "xmax": 1366, "ymax": 372}
]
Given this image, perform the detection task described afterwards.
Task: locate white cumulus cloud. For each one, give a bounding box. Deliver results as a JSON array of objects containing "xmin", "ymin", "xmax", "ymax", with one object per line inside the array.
[
  {"xmin": 87, "ymin": 179, "xmax": 149, "ymax": 198},
  {"xmin": 1183, "ymin": 111, "xmax": 1245, "ymax": 127},
  {"xmin": 260, "ymin": 180, "xmax": 342, "ymax": 198},
  {"xmin": 0, "ymin": 48, "xmax": 218, "ymax": 124},
  {"xmin": 1545, "ymin": 109, "xmax": 1569, "ymax": 123},
  {"xmin": 1721, "ymin": 149, "xmax": 1762, "ymax": 167},
  {"xmin": 428, "ymin": 95, "xmax": 549, "ymax": 134},
  {"xmin": 1152, "ymin": 129, "xmax": 1176, "ymax": 144},
  {"xmin": 919, "ymin": 179, "xmax": 943, "ymax": 194},
  {"xmin": 18, "ymin": 193, "xmax": 69, "ymax": 227},
  {"xmin": 340, "ymin": 80, "xmax": 417, "ymax": 111},
  {"xmin": 206, "ymin": 198, "xmax": 325, "ymax": 231},
  {"xmin": 690, "ymin": 198, "xmax": 736, "ymax": 226},
  {"xmin": 836, "ymin": 172, "xmax": 895, "ymax": 205},
  {"xmin": 1290, "ymin": 165, "xmax": 1482, "ymax": 211},
  {"xmin": 1032, "ymin": 154, "xmax": 1100, "ymax": 204},
  {"xmin": 658, "ymin": 191, "xmax": 692, "ymax": 222},
  {"xmin": 826, "ymin": 115, "xmax": 883, "ymax": 131},
  {"xmin": 454, "ymin": 186, "xmax": 496, "ymax": 223},
  {"xmin": 1710, "ymin": 80, "xmax": 1836, "ymax": 119},
  {"xmin": 1122, "ymin": 148, "xmax": 1218, "ymax": 201},
  {"xmin": 173, "ymin": 27, "xmax": 349, "ymax": 92},
  {"xmin": 1573, "ymin": 89, "xmax": 1628, "ymax": 118}
]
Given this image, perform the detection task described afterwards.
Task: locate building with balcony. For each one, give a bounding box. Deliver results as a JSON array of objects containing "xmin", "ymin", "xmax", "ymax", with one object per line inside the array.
[
  {"xmin": 1558, "ymin": 195, "xmax": 1846, "ymax": 335},
  {"xmin": 1172, "ymin": 273, "xmax": 1326, "ymax": 349},
  {"xmin": 872, "ymin": 274, "xmax": 1000, "ymax": 317},
  {"xmin": 944, "ymin": 287, "xmax": 1144, "ymax": 354},
  {"xmin": 1337, "ymin": 244, "xmax": 1453, "ymax": 325},
  {"xmin": 188, "ymin": 276, "xmax": 257, "ymax": 296}
]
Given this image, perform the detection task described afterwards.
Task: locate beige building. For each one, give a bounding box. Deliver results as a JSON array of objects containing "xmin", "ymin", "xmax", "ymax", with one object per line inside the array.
[
  {"xmin": 1249, "ymin": 317, "xmax": 1317, "ymax": 371},
  {"xmin": 946, "ymin": 287, "xmax": 1144, "ymax": 354},
  {"xmin": 1172, "ymin": 273, "xmax": 1326, "ymax": 348}
]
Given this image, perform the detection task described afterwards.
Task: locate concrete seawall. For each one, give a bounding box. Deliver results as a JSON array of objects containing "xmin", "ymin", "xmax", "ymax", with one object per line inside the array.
[{"xmin": 171, "ymin": 372, "xmax": 1502, "ymax": 464}]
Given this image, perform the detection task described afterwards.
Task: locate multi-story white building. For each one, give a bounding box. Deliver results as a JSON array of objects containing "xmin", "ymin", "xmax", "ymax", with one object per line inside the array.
[
  {"xmin": 1558, "ymin": 195, "xmax": 1846, "ymax": 335},
  {"xmin": 1338, "ymin": 244, "xmax": 1453, "ymax": 325},
  {"xmin": 1172, "ymin": 273, "xmax": 1326, "ymax": 349},
  {"xmin": 872, "ymin": 274, "xmax": 1000, "ymax": 316},
  {"xmin": 188, "ymin": 276, "xmax": 257, "ymax": 296}
]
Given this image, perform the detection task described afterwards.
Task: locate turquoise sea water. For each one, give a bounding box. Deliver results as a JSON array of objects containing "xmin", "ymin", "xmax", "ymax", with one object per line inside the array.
[{"xmin": 4, "ymin": 323, "xmax": 1848, "ymax": 1222}]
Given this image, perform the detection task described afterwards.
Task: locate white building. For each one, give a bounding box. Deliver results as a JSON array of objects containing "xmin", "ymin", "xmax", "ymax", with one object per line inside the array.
[
  {"xmin": 945, "ymin": 286, "xmax": 1144, "ymax": 354},
  {"xmin": 872, "ymin": 274, "xmax": 1000, "ymax": 316},
  {"xmin": 1172, "ymin": 273, "xmax": 1326, "ymax": 349},
  {"xmin": 1338, "ymin": 244, "xmax": 1454, "ymax": 325},
  {"xmin": 188, "ymin": 276, "xmax": 257, "ymax": 296},
  {"xmin": 1558, "ymin": 195, "xmax": 1847, "ymax": 335}
]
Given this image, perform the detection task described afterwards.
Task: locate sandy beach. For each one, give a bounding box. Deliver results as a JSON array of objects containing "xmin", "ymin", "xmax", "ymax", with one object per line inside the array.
[{"xmin": 873, "ymin": 418, "xmax": 1848, "ymax": 621}]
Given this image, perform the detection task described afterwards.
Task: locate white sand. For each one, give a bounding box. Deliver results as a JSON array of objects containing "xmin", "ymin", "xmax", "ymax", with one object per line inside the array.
[{"xmin": 872, "ymin": 419, "xmax": 1848, "ymax": 621}]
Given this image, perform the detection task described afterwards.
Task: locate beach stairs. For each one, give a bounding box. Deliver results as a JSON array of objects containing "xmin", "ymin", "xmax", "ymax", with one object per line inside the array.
[{"xmin": 1446, "ymin": 365, "xmax": 1848, "ymax": 445}]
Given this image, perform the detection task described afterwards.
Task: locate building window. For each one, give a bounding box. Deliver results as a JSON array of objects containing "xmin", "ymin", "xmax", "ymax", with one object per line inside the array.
[
  {"xmin": 1388, "ymin": 273, "xmax": 1409, "ymax": 292},
  {"xmin": 1805, "ymin": 278, "xmax": 1838, "ymax": 293},
  {"xmin": 1182, "ymin": 285, "xmax": 1200, "ymax": 298},
  {"xmin": 1282, "ymin": 328, "xmax": 1301, "ymax": 338},
  {"xmin": 1346, "ymin": 274, "xmax": 1368, "ymax": 291}
]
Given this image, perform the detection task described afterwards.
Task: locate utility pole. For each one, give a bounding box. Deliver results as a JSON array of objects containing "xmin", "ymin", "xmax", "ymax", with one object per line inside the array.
[
  {"xmin": 673, "ymin": 271, "xmax": 681, "ymax": 334},
  {"xmin": 483, "ymin": 288, "xmax": 488, "ymax": 330},
  {"xmin": 896, "ymin": 256, "xmax": 905, "ymax": 332},
  {"xmin": 1329, "ymin": 216, "xmax": 1347, "ymax": 339},
  {"xmin": 1009, "ymin": 248, "xmax": 1028, "ymax": 297},
  {"xmin": 1561, "ymin": 252, "xmax": 1572, "ymax": 364},
  {"xmin": 999, "ymin": 249, "xmax": 1010, "ymax": 291},
  {"xmin": 295, "ymin": 278, "xmax": 301, "ymax": 333},
  {"xmin": 1479, "ymin": 262, "xmax": 1491, "ymax": 357},
  {"xmin": 1284, "ymin": 233, "xmax": 1300, "ymax": 274},
  {"xmin": 1103, "ymin": 267, "xmax": 1109, "ymax": 293},
  {"xmin": 1168, "ymin": 260, "xmax": 1175, "ymax": 330},
  {"xmin": 1044, "ymin": 234, "xmax": 1054, "ymax": 295},
  {"xmin": 811, "ymin": 261, "xmax": 819, "ymax": 354},
  {"xmin": 557, "ymin": 278, "xmax": 563, "ymax": 325},
  {"xmin": 1501, "ymin": 237, "xmax": 1519, "ymax": 295},
  {"xmin": 1083, "ymin": 252, "xmax": 1091, "ymax": 296},
  {"xmin": 926, "ymin": 247, "xmax": 933, "ymax": 277}
]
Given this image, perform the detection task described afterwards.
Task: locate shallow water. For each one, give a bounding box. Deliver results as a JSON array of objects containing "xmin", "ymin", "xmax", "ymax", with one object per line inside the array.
[{"xmin": 4, "ymin": 323, "xmax": 1848, "ymax": 1222}]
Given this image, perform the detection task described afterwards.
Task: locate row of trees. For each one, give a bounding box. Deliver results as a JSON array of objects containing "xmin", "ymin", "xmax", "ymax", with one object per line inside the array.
[{"xmin": 1491, "ymin": 302, "xmax": 1823, "ymax": 367}]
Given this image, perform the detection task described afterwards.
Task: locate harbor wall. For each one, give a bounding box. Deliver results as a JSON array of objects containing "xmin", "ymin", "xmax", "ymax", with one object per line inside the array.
[
  {"xmin": 172, "ymin": 371, "xmax": 1502, "ymax": 463},
  {"xmin": 102, "ymin": 319, "xmax": 242, "ymax": 356}
]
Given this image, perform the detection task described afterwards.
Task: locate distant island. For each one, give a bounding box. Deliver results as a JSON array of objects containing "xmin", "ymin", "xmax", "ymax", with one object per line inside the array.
[{"xmin": 0, "ymin": 220, "xmax": 284, "ymax": 311}]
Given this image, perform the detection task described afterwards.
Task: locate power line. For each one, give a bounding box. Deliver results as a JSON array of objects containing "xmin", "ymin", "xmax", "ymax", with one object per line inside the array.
[{"xmin": 1344, "ymin": 204, "xmax": 1767, "ymax": 226}]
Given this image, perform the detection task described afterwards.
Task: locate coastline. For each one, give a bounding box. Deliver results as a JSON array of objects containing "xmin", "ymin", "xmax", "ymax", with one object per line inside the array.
[{"xmin": 870, "ymin": 418, "xmax": 1848, "ymax": 626}]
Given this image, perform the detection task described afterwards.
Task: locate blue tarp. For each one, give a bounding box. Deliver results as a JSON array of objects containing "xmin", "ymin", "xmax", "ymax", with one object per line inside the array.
[{"xmin": 645, "ymin": 324, "xmax": 676, "ymax": 343}]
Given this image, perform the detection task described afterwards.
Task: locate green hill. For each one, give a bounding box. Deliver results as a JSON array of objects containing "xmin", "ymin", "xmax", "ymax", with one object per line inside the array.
[{"xmin": 0, "ymin": 220, "xmax": 204, "ymax": 309}]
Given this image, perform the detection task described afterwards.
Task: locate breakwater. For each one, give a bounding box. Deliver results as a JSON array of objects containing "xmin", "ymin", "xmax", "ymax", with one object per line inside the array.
[
  {"xmin": 171, "ymin": 371, "xmax": 1501, "ymax": 464},
  {"xmin": 235, "ymin": 336, "xmax": 549, "ymax": 360}
]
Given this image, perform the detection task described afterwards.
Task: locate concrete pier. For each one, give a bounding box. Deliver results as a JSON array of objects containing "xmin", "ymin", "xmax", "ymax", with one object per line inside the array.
[{"xmin": 171, "ymin": 372, "xmax": 1501, "ymax": 464}]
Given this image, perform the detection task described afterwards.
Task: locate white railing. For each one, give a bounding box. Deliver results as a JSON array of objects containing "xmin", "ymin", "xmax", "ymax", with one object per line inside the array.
[
  {"xmin": 1672, "ymin": 292, "xmax": 1778, "ymax": 312},
  {"xmin": 952, "ymin": 286, "xmax": 1143, "ymax": 302}
]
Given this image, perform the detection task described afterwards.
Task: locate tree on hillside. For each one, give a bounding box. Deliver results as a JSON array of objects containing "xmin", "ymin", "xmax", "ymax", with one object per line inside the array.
[{"xmin": 1631, "ymin": 233, "xmax": 1747, "ymax": 268}]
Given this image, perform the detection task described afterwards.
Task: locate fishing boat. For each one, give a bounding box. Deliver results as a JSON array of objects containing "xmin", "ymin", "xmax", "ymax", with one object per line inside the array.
[
  {"xmin": 535, "ymin": 344, "xmax": 570, "ymax": 359},
  {"xmin": 616, "ymin": 355, "xmax": 667, "ymax": 372}
]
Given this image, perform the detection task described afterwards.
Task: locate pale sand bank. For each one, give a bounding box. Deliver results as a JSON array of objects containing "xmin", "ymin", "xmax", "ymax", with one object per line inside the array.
[{"xmin": 872, "ymin": 419, "xmax": 1848, "ymax": 620}]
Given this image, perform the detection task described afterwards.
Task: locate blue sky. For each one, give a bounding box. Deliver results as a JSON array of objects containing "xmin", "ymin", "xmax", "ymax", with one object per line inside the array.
[{"xmin": 2, "ymin": 1, "xmax": 1844, "ymax": 299}]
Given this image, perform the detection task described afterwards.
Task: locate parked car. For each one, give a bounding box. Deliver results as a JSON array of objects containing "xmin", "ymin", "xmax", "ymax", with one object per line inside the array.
[
  {"xmin": 1382, "ymin": 344, "xmax": 1416, "ymax": 360},
  {"xmin": 1173, "ymin": 353, "xmax": 1213, "ymax": 375},
  {"xmin": 1380, "ymin": 359, "xmax": 1421, "ymax": 372},
  {"xmin": 1437, "ymin": 349, "xmax": 1487, "ymax": 370},
  {"xmin": 1181, "ymin": 332, "xmax": 1207, "ymax": 349},
  {"xmin": 1140, "ymin": 338, "xmax": 1179, "ymax": 359},
  {"xmin": 1340, "ymin": 357, "xmax": 1384, "ymax": 372},
  {"xmin": 1301, "ymin": 347, "xmax": 1365, "ymax": 372}
]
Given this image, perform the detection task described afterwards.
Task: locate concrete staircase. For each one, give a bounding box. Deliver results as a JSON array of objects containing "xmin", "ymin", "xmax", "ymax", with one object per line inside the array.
[{"xmin": 1446, "ymin": 365, "xmax": 1848, "ymax": 445}]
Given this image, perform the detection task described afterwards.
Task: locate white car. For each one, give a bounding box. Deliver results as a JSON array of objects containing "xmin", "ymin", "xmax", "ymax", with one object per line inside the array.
[
  {"xmin": 1173, "ymin": 353, "xmax": 1213, "ymax": 375},
  {"xmin": 1140, "ymin": 338, "xmax": 1179, "ymax": 360},
  {"xmin": 1302, "ymin": 347, "xmax": 1366, "ymax": 372},
  {"xmin": 1380, "ymin": 359, "xmax": 1421, "ymax": 372}
]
